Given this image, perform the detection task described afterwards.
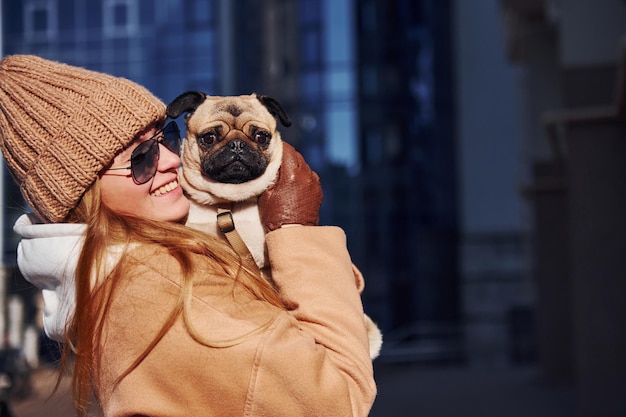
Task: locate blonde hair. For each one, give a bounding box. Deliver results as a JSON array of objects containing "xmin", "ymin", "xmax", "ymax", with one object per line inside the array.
[{"xmin": 60, "ymin": 180, "xmax": 284, "ymax": 416}]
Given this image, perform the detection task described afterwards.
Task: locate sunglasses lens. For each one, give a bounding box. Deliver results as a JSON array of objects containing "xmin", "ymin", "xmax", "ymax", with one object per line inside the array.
[
  {"xmin": 130, "ymin": 139, "xmax": 158, "ymax": 184},
  {"xmin": 161, "ymin": 121, "xmax": 181, "ymax": 155},
  {"xmin": 127, "ymin": 121, "xmax": 180, "ymax": 184}
]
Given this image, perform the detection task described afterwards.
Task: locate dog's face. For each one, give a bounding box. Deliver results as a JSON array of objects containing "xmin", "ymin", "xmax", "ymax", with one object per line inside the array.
[
  {"xmin": 167, "ymin": 92, "xmax": 291, "ymax": 204},
  {"xmin": 189, "ymin": 96, "xmax": 275, "ymax": 184}
]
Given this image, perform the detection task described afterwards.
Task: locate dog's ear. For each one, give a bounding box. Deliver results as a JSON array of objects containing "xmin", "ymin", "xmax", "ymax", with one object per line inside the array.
[
  {"xmin": 166, "ymin": 91, "xmax": 207, "ymax": 119},
  {"xmin": 257, "ymin": 95, "xmax": 292, "ymax": 127}
]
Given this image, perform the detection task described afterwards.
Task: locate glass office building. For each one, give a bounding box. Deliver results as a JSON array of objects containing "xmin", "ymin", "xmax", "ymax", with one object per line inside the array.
[{"xmin": 2, "ymin": 0, "xmax": 459, "ymax": 356}]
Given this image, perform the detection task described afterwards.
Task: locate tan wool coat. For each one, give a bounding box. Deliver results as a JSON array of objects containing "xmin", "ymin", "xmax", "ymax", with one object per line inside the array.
[{"xmin": 95, "ymin": 226, "xmax": 376, "ymax": 417}]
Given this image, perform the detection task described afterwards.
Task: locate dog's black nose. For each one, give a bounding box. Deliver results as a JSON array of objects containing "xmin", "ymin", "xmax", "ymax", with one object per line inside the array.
[{"xmin": 228, "ymin": 139, "xmax": 246, "ymax": 154}]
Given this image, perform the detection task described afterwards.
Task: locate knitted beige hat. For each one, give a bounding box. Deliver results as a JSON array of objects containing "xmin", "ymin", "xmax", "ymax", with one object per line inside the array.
[{"xmin": 0, "ymin": 55, "xmax": 166, "ymax": 223}]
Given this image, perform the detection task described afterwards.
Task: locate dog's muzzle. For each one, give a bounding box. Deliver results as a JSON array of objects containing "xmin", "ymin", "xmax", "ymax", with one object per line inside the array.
[{"xmin": 202, "ymin": 140, "xmax": 269, "ymax": 184}]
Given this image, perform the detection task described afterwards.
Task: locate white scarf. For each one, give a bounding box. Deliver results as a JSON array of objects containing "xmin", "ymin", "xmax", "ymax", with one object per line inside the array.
[
  {"xmin": 13, "ymin": 214, "xmax": 127, "ymax": 342},
  {"xmin": 13, "ymin": 213, "xmax": 85, "ymax": 342}
]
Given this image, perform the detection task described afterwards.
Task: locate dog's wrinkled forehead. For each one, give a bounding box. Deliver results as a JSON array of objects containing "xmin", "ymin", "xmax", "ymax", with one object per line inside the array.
[
  {"xmin": 187, "ymin": 95, "xmax": 276, "ymax": 133},
  {"xmin": 217, "ymin": 102, "xmax": 244, "ymax": 117}
]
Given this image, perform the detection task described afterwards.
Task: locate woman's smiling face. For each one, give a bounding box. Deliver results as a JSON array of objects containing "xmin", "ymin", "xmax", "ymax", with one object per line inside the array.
[{"xmin": 99, "ymin": 124, "xmax": 190, "ymax": 223}]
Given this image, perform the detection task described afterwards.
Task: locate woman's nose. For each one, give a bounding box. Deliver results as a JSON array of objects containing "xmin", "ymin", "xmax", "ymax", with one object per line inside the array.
[{"xmin": 158, "ymin": 143, "xmax": 181, "ymax": 171}]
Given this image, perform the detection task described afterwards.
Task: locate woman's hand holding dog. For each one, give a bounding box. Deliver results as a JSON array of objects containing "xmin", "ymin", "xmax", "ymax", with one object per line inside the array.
[{"xmin": 258, "ymin": 143, "xmax": 323, "ymax": 231}]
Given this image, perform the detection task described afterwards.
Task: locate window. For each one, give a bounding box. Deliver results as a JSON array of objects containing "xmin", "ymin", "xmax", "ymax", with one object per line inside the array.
[
  {"xmin": 300, "ymin": 71, "xmax": 321, "ymax": 100},
  {"xmin": 104, "ymin": 0, "xmax": 138, "ymax": 38},
  {"xmin": 24, "ymin": 0, "xmax": 58, "ymax": 41},
  {"xmin": 361, "ymin": 66, "xmax": 379, "ymax": 96},
  {"xmin": 360, "ymin": 0, "xmax": 377, "ymax": 32},
  {"xmin": 299, "ymin": 0, "xmax": 320, "ymax": 25},
  {"xmin": 188, "ymin": 0, "xmax": 213, "ymax": 25},
  {"xmin": 365, "ymin": 130, "xmax": 383, "ymax": 165},
  {"xmin": 301, "ymin": 31, "xmax": 320, "ymax": 65}
]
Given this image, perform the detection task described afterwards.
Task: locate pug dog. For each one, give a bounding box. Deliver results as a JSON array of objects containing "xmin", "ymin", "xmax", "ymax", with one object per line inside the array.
[
  {"xmin": 166, "ymin": 92, "xmax": 287, "ymax": 270},
  {"xmin": 166, "ymin": 92, "xmax": 382, "ymax": 359}
]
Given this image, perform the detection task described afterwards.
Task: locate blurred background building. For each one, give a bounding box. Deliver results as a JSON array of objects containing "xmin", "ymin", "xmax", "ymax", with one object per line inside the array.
[
  {"xmin": 1, "ymin": 0, "xmax": 465, "ymax": 360},
  {"xmin": 0, "ymin": 0, "xmax": 625, "ymax": 416}
]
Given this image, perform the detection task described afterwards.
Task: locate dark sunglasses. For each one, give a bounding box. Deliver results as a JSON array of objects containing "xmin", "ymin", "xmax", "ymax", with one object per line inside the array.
[{"xmin": 107, "ymin": 121, "xmax": 181, "ymax": 184}]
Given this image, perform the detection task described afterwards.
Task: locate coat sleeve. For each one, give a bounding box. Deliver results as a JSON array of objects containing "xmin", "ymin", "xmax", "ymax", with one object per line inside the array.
[{"xmin": 247, "ymin": 225, "xmax": 376, "ymax": 417}]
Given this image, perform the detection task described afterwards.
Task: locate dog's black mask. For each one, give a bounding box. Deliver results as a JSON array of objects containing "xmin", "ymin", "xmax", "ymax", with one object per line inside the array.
[{"xmin": 200, "ymin": 133, "xmax": 270, "ymax": 184}]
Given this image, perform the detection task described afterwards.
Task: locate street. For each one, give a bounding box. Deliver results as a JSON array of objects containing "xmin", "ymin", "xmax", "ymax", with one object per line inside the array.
[{"xmin": 8, "ymin": 362, "xmax": 576, "ymax": 417}]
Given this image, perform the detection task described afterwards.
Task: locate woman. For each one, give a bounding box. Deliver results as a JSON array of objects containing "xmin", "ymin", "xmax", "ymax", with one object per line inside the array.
[{"xmin": 0, "ymin": 55, "xmax": 376, "ymax": 416}]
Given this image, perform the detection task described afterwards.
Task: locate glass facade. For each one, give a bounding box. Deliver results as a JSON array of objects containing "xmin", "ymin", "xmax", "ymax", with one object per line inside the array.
[
  {"xmin": 1, "ymin": 0, "xmax": 460, "ymax": 340},
  {"xmin": 348, "ymin": 0, "xmax": 459, "ymax": 334}
]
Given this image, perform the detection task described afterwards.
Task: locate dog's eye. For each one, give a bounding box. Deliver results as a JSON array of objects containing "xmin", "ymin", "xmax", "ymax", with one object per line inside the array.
[
  {"xmin": 198, "ymin": 132, "xmax": 217, "ymax": 146},
  {"xmin": 254, "ymin": 131, "xmax": 271, "ymax": 145}
]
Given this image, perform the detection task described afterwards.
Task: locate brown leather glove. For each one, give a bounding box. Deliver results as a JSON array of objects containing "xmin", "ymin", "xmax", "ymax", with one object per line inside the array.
[{"xmin": 259, "ymin": 142, "xmax": 323, "ymax": 232}]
